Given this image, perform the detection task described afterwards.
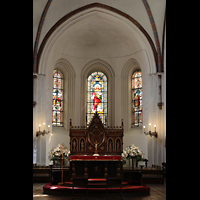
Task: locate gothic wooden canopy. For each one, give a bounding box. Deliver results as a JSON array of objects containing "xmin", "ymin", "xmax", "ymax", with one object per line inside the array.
[{"xmin": 69, "ymin": 112, "xmax": 123, "ymax": 155}]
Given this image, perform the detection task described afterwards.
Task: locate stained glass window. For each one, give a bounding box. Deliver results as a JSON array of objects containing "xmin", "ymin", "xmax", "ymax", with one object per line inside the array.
[
  {"xmin": 87, "ymin": 71, "xmax": 107, "ymax": 126},
  {"xmin": 52, "ymin": 70, "xmax": 64, "ymax": 126},
  {"xmin": 131, "ymin": 70, "xmax": 142, "ymax": 127}
]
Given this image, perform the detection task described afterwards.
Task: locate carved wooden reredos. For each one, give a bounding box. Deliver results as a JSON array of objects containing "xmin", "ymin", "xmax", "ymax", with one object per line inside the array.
[{"xmin": 69, "ymin": 112, "xmax": 123, "ymax": 155}]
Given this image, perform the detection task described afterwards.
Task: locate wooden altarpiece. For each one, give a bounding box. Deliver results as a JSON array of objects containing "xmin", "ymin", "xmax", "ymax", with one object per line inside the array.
[{"xmin": 69, "ymin": 112, "xmax": 123, "ymax": 155}]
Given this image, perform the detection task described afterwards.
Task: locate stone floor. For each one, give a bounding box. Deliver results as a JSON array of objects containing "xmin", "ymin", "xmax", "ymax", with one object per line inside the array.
[{"xmin": 33, "ymin": 182, "xmax": 166, "ymax": 200}]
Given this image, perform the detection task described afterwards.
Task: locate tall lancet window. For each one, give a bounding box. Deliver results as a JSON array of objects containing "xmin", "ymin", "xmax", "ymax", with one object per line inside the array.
[
  {"xmin": 131, "ymin": 70, "xmax": 143, "ymax": 127},
  {"xmin": 87, "ymin": 71, "xmax": 108, "ymax": 126},
  {"xmin": 52, "ymin": 70, "xmax": 64, "ymax": 126}
]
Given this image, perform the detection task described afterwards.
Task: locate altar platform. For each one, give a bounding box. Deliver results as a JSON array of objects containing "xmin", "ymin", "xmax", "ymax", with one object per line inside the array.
[{"xmin": 43, "ymin": 178, "xmax": 150, "ymax": 196}]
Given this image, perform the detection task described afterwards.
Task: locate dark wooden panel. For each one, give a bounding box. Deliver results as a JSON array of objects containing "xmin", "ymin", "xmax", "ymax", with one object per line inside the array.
[{"xmin": 69, "ymin": 112, "xmax": 123, "ymax": 155}]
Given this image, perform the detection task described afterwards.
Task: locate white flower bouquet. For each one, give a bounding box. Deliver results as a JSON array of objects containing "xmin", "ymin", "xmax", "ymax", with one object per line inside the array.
[
  {"xmin": 122, "ymin": 144, "xmax": 144, "ymax": 165},
  {"xmin": 49, "ymin": 144, "xmax": 70, "ymax": 160}
]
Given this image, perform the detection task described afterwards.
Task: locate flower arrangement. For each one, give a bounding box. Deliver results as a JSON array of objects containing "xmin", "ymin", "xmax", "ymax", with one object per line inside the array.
[
  {"xmin": 49, "ymin": 144, "xmax": 70, "ymax": 160},
  {"xmin": 122, "ymin": 144, "xmax": 144, "ymax": 165}
]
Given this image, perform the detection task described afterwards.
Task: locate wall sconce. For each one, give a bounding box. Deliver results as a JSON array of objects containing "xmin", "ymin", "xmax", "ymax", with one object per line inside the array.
[
  {"xmin": 36, "ymin": 123, "xmax": 50, "ymax": 137},
  {"xmin": 143, "ymin": 123, "xmax": 158, "ymax": 138}
]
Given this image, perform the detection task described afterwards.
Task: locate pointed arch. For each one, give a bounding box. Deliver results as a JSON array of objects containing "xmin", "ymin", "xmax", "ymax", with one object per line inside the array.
[
  {"xmin": 121, "ymin": 58, "xmax": 141, "ymax": 132},
  {"xmin": 54, "ymin": 58, "xmax": 76, "ymax": 128},
  {"xmin": 36, "ymin": 3, "xmax": 158, "ymax": 74},
  {"xmin": 81, "ymin": 59, "xmax": 115, "ymax": 127}
]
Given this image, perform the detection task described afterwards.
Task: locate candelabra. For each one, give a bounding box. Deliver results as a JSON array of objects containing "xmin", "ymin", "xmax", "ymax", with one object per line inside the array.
[
  {"xmin": 143, "ymin": 123, "xmax": 158, "ymax": 138},
  {"xmin": 36, "ymin": 123, "xmax": 50, "ymax": 137}
]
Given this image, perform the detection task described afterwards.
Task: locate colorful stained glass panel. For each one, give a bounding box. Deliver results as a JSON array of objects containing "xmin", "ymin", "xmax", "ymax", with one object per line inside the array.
[
  {"xmin": 87, "ymin": 71, "xmax": 107, "ymax": 126},
  {"xmin": 131, "ymin": 70, "xmax": 142, "ymax": 127},
  {"xmin": 52, "ymin": 70, "xmax": 64, "ymax": 126}
]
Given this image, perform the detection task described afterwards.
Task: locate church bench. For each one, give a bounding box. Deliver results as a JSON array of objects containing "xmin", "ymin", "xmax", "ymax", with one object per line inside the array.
[
  {"xmin": 141, "ymin": 168, "xmax": 164, "ymax": 184},
  {"xmin": 33, "ymin": 166, "xmax": 51, "ymax": 182},
  {"xmin": 123, "ymin": 166, "xmax": 164, "ymax": 184}
]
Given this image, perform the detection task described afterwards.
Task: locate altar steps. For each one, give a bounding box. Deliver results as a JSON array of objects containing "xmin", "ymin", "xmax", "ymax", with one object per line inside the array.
[
  {"xmin": 64, "ymin": 179, "xmax": 128, "ymax": 188},
  {"xmin": 43, "ymin": 179, "xmax": 150, "ymax": 196},
  {"xmin": 88, "ymin": 178, "xmax": 106, "ymax": 188}
]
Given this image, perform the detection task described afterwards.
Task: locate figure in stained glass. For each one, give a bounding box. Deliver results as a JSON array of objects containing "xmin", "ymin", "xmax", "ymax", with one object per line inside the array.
[
  {"xmin": 134, "ymin": 89, "xmax": 141, "ymax": 107},
  {"xmin": 91, "ymin": 75, "xmax": 103, "ymax": 112},
  {"xmin": 92, "ymin": 85, "xmax": 102, "ymax": 112}
]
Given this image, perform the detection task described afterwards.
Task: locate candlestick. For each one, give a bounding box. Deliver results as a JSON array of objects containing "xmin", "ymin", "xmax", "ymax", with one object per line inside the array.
[
  {"xmin": 37, "ymin": 123, "xmax": 50, "ymax": 137},
  {"xmin": 144, "ymin": 124, "xmax": 158, "ymax": 138}
]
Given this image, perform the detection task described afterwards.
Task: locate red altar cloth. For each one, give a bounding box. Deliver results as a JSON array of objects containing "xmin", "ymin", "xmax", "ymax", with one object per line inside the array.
[{"xmin": 70, "ymin": 155, "xmax": 122, "ymax": 161}]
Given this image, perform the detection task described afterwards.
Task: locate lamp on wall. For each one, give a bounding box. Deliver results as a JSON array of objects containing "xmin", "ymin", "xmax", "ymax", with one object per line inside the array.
[
  {"xmin": 36, "ymin": 123, "xmax": 50, "ymax": 137},
  {"xmin": 143, "ymin": 123, "xmax": 158, "ymax": 138}
]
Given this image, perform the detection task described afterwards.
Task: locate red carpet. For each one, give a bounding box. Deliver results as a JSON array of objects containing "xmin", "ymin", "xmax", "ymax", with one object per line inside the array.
[{"xmin": 43, "ymin": 179, "xmax": 150, "ymax": 196}]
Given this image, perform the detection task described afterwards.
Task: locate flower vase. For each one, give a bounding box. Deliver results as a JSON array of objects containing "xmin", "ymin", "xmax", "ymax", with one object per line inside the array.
[
  {"xmin": 65, "ymin": 158, "xmax": 70, "ymax": 167},
  {"xmin": 133, "ymin": 157, "xmax": 137, "ymax": 169},
  {"xmin": 127, "ymin": 158, "xmax": 132, "ymax": 170},
  {"xmin": 53, "ymin": 159, "xmax": 59, "ymax": 166}
]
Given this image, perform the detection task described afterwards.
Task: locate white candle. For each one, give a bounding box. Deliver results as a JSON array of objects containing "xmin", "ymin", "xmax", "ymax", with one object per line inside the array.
[
  {"xmin": 39, "ymin": 124, "xmax": 41, "ymax": 131},
  {"xmin": 43, "ymin": 123, "xmax": 45, "ymax": 130},
  {"xmin": 48, "ymin": 125, "xmax": 50, "ymax": 132},
  {"xmin": 149, "ymin": 123, "xmax": 151, "ymax": 132},
  {"xmin": 154, "ymin": 125, "xmax": 156, "ymax": 132},
  {"xmin": 143, "ymin": 126, "xmax": 145, "ymax": 132}
]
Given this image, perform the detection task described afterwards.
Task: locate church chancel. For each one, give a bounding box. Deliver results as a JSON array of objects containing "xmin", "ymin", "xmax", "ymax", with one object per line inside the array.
[
  {"xmin": 33, "ymin": 1, "xmax": 166, "ymax": 197},
  {"xmin": 69, "ymin": 112, "xmax": 123, "ymax": 179}
]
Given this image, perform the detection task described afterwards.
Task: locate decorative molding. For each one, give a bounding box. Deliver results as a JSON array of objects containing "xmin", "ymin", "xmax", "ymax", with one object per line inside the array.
[
  {"xmin": 81, "ymin": 59, "xmax": 115, "ymax": 79},
  {"xmin": 142, "ymin": 0, "xmax": 163, "ymax": 72},
  {"xmin": 161, "ymin": 8, "xmax": 166, "ymax": 70},
  {"xmin": 33, "ymin": 0, "xmax": 53, "ymax": 73}
]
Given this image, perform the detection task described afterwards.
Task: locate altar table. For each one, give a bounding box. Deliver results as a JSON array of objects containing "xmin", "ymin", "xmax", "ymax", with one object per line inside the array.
[
  {"xmin": 70, "ymin": 155, "xmax": 122, "ymax": 161},
  {"xmin": 70, "ymin": 155, "xmax": 123, "ymax": 178}
]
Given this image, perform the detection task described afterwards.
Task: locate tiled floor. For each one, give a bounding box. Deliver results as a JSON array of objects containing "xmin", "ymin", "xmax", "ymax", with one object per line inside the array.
[{"xmin": 33, "ymin": 182, "xmax": 166, "ymax": 200}]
